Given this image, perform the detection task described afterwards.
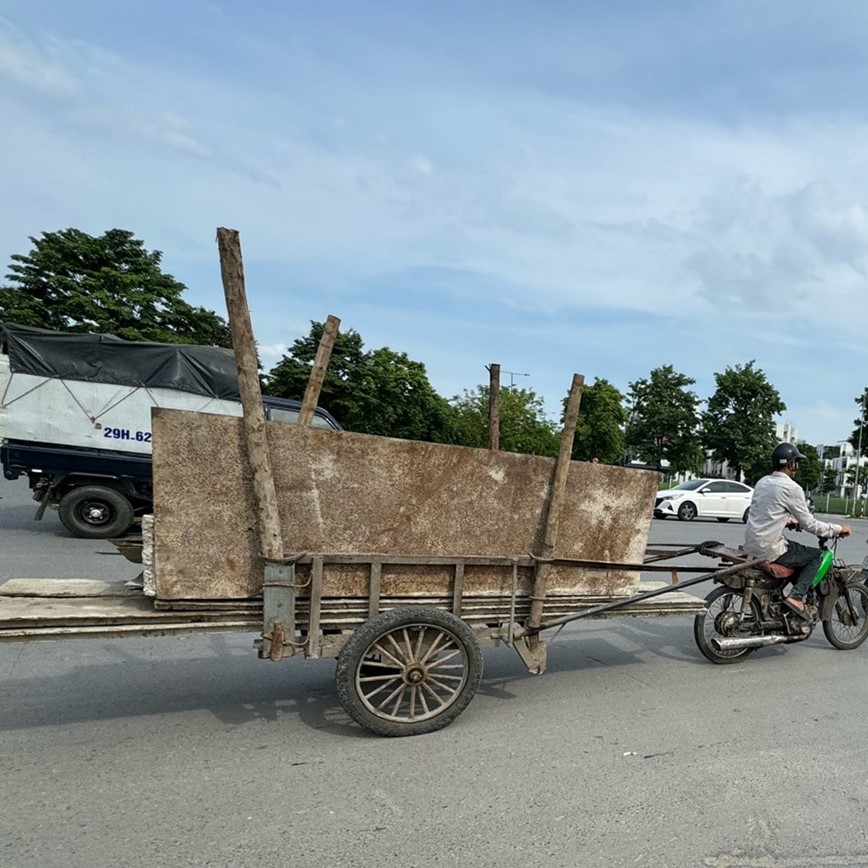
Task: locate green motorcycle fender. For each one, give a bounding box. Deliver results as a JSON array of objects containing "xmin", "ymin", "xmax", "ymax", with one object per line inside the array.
[{"xmin": 810, "ymin": 550, "xmax": 834, "ymax": 587}]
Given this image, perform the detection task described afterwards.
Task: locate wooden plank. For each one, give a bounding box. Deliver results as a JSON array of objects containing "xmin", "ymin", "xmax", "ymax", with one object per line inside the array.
[
  {"xmin": 0, "ymin": 595, "xmax": 261, "ymax": 627},
  {"xmin": 216, "ymin": 227, "xmax": 284, "ymax": 562},
  {"xmin": 298, "ymin": 316, "xmax": 340, "ymax": 427},
  {"xmin": 369, "ymin": 561, "xmax": 382, "ymax": 617},
  {"xmin": 487, "ymin": 363, "xmax": 500, "ymax": 450},
  {"xmin": 307, "ymin": 556, "xmax": 323, "ymax": 658},
  {"xmin": 528, "ymin": 374, "xmax": 584, "ymax": 648},
  {"xmin": 0, "ymin": 579, "xmax": 140, "ymax": 598},
  {"xmin": 0, "ymin": 621, "xmax": 260, "ymax": 642},
  {"xmin": 151, "ymin": 408, "xmax": 659, "ymax": 600},
  {"xmin": 452, "ymin": 561, "xmax": 465, "ymax": 616},
  {"xmin": 0, "ymin": 581, "xmax": 705, "ymax": 644}
]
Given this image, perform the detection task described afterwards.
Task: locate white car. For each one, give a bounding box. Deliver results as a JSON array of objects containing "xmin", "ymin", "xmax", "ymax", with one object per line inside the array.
[{"xmin": 654, "ymin": 478, "xmax": 753, "ymax": 522}]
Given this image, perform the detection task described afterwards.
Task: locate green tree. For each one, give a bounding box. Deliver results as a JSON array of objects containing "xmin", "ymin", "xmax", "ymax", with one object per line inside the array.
[
  {"xmin": 0, "ymin": 228, "xmax": 231, "ymax": 346},
  {"xmin": 701, "ymin": 361, "xmax": 785, "ymax": 484},
  {"xmin": 266, "ymin": 322, "xmax": 456, "ymax": 442},
  {"xmin": 568, "ymin": 378, "xmax": 627, "ymax": 464},
  {"xmin": 848, "ymin": 388, "xmax": 868, "ymax": 454},
  {"xmin": 625, "ymin": 365, "xmax": 703, "ymax": 472},
  {"xmin": 794, "ymin": 443, "xmax": 821, "ymax": 493},
  {"xmin": 821, "ymin": 466, "xmax": 838, "ymax": 494},
  {"xmin": 450, "ymin": 385, "xmax": 560, "ymax": 456}
]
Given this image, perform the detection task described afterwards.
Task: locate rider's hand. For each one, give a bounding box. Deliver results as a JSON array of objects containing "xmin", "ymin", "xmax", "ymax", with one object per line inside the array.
[{"xmin": 839, "ymin": 524, "xmax": 852, "ymax": 537}]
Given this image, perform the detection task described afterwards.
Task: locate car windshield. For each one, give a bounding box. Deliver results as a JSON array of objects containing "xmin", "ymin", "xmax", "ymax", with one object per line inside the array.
[{"xmin": 670, "ymin": 479, "xmax": 708, "ymax": 491}]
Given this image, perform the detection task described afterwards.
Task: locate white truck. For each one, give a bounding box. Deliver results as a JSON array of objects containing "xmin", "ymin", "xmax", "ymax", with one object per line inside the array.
[{"xmin": 0, "ymin": 323, "xmax": 340, "ymax": 538}]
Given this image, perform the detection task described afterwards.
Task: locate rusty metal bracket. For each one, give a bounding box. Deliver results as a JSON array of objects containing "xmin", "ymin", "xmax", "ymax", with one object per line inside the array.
[
  {"xmin": 511, "ymin": 635, "xmax": 548, "ymax": 674},
  {"xmin": 260, "ymin": 556, "xmax": 305, "ymax": 662}
]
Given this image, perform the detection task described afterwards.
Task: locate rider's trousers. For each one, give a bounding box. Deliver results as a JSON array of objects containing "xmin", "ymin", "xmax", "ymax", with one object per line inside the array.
[{"xmin": 774, "ymin": 540, "xmax": 824, "ymax": 601}]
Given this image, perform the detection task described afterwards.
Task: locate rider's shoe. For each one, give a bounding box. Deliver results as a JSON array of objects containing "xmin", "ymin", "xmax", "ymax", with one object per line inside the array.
[{"xmin": 783, "ymin": 597, "xmax": 812, "ymax": 621}]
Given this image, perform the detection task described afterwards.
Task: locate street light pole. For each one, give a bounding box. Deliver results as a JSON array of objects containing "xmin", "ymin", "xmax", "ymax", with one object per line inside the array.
[
  {"xmin": 854, "ymin": 395, "xmax": 865, "ymax": 507},
  {"xmin": 502, "ymin": 370, "xmax": 529, "ymax": 388}
]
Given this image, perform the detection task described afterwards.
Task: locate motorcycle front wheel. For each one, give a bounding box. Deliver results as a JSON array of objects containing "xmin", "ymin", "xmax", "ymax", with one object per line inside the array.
[
  {"xmin": 823, "ymin": 582, "xmax": 868, "ymax": 650},
  {"xmin": 694, "ymin": 585, "xmax": 763, "ymax": 664}
]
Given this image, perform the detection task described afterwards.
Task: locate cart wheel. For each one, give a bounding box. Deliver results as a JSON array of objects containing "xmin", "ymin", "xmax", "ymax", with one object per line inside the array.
[{"xmin": 335, "ymin": 606, "xmax": 483, "ymax": 737}]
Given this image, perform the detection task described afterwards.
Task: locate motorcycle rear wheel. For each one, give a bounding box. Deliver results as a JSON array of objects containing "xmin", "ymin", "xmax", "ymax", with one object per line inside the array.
[
  {"xmin": 823, "ymin": 582, "xmax": 868, "ymax": 650},
  {"xmin": 694, "ymin": 586, "xmax": 763, "ymax": 664}
]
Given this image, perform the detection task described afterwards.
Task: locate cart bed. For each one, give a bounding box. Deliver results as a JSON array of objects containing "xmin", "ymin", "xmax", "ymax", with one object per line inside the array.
[{"xmin": 0, "ymin": 578, "xmax": 706, "ymax": 644}]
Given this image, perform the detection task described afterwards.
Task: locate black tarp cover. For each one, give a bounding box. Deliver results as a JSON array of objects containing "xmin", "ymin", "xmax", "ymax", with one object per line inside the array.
[{"xmin": 1, "ymin": 323, "xmax": 241, "ymax": 400}]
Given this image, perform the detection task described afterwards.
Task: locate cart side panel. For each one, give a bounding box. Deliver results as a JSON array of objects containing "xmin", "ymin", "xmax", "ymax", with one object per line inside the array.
[{"xmin": 152, "ymin": 409, "xmax": 658, "ymax": 600}]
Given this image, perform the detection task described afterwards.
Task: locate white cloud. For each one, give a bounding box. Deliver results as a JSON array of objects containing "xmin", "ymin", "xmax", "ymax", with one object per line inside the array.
[
  {"xmin": 0, "ymin": 20, "xmax": 79, "ymax": 99},
  {"xmin": 258, "ymin": 342, "xmax": 288, "ymax": 360},
  {"xmin": 411, "ymin": 154, "xmax": 433, "ymax": 174},
  {"xmin": 5, "ymin": 11, "xmax": 868, "ymax": 442}
]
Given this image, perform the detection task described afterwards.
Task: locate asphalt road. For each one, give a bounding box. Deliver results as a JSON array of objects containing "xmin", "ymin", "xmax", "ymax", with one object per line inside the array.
[
  {"xmin": 3, "ymin": 475, "xmax": 868, "ymax": 867},
  {"xmin": 0, "ymin": 474, "xmax": 142, "ymax": 583}
]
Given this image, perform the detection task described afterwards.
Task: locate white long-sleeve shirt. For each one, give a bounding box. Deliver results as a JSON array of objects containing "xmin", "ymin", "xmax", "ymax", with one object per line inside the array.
[{"xmin": 743, "ymin": 471, "xmax": 843, "ymax": 561}]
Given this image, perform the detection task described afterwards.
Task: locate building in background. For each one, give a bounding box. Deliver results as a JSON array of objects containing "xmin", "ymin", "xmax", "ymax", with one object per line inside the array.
[
  {"xmin": 819, "ymin": 441, "xmax": 868, "ymax": 498},
  {"xmin": 776, "ymin": 421, "xmax": 797, "ymax": 443}
]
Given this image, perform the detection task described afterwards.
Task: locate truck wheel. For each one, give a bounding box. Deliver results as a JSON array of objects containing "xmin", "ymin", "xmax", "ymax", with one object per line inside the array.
[
  {"xmin": 335, "ymin": 606, "xmax": 483, "ymax": 737},
  {"xmin": 58, "ymin": 486, "xmax": 135, "ymax": 539}
]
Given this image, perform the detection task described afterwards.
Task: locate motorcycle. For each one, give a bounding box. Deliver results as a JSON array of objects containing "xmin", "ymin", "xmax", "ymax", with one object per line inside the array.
[{"xmin": 694, "ymin": 536, "xmax": 868, "ymax": 664}]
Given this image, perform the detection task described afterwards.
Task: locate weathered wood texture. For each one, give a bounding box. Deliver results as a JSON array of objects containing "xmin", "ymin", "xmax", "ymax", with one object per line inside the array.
[
  {"xmin": 216, "ymin": 227, "xmax": 283, "ymax": 561},
  {"xmin": 151, "ymin": 408, "xmax": 660, "ymax": 601},
  {"xmin": 0, "ymin": 580, "xmax": 704, "ymax": 644},
  {"xmin": 298, "ymin": 315, "xmax": 340, "ymax": 427}
]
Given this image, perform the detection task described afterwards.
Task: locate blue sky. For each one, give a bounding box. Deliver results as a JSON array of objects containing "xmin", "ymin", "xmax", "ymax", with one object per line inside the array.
[{"xmin": 2, "ymin": 0, "xmax": 868, "ymax": 446}]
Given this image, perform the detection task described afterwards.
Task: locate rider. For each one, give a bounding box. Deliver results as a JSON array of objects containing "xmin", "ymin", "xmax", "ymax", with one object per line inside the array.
[{"xmin": 744, "ymin": 442, "xmax": 851, "ymax": 619}]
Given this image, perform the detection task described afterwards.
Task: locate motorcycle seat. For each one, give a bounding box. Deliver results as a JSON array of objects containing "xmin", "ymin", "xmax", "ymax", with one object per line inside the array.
[{"xmin": 757, "ymin": 562, "xmax": 796, "ymax": 580}]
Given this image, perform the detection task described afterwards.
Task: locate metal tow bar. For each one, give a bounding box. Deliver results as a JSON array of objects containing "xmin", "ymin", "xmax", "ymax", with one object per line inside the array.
[{"xmin": 504, "ymin": 556, "xmax": 762, "ymax": 673}]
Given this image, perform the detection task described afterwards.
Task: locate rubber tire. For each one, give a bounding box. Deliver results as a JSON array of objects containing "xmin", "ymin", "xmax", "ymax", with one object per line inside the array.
[
  {"xmin": 694, "ymin": 585, "xmax": 762, "ymax": 664},
  {"xmin": 677, "ymin": 501, "xmax": 698, "ymax": 521},
  {"xmin": 58, "ymin": 486, "xmax": 135, "ymax": 539},
  {"xmin": 335, "ymin": 606, "xmax": 483, "ymax": 737},
  {"xmin": 716, "ymin": 517, "xmax": 730, "ymax": 523},
  {"xmin": 823, "ymin": 582, "xmax": 868, "ymax": 650},
  {"xmin": 743, "ymin": 508, "xmax": 750, "ymax": 524}
]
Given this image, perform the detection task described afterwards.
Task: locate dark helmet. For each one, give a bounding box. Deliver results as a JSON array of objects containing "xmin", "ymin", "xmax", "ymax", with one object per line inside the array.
[{"xmin": 771, "ymin": 442, "xmax": 805, "ymax": 470}]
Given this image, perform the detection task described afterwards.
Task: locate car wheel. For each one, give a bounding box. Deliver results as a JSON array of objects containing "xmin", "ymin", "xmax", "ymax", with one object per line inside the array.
[
  {"xmin": 742, "ymin": 508, "xmax": 750, "ymax": 524},
  {"xmin": 677, "ymin": 501, "xmax": 698, "ymax": 521},
  {"xmin": 58, "ymin": 485, "xmax": 135, "ymax": 539}
]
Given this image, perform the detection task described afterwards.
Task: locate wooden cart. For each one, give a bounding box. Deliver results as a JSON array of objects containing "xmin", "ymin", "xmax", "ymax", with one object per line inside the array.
[
  {"xmin": 0, "ymin": 229, "xmax": 736, "ymax": 737},
  {"xmin": 0, "ymin": 542, "xmax": 731, "ymax": 736}
]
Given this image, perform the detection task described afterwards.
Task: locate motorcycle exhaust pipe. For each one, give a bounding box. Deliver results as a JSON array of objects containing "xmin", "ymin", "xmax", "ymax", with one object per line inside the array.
[{"xmin": 712, "ymin": 635, "xmax": 791, "ymax": 651}]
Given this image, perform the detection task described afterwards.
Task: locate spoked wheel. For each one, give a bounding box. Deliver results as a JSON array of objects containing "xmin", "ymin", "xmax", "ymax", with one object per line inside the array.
[
  {"xmin": 335, "ymin": 607, "xmax": 483, "ymax": 737},
  {"xmin": 823, "ymin": 582, "xmax": 868, "ymax": 650},
  {"xmin": 694, "ymin": 585, "xmax": 763, "ymax": 664}
]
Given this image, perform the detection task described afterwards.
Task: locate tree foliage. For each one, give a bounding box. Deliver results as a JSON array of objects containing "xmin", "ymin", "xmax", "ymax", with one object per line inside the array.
[
  {"xmin": 569, "ymin": 378, "xmax": 627, "ymax": 464},
  {"xmin": 266, "ymin": 322, "xmax": 456, "ymax": 442},
  {"xmin": 701, "ymin": 360, "xmax": 785, "ymax": 484},
  {"xmin": 625, "ymin": 365, "xmax": 703, "ymax": 472},
  {"xmin": 848, "ymin": 388, "xmax": 868, "ymax": 452},
  {"xmin": 821, "ymin": 466, "xmax": 839, "ymax": 494},
  {"xmin": 450, "ymin": 385, "xmax": 560, "ymax": 456},
  {"xmin": 0, "ymin": 228, "xmax": 231, "ymax": 346},
  {"xmin": 794, "ymin": 443, "xmax": 821, "ymax": 493}
]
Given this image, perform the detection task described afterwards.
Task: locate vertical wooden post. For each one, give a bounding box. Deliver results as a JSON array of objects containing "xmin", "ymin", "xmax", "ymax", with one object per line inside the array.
[
  {"xmin": 298, "ymin": 315, "xmax": 340, "ymax": 427},
  {"xmin": 215, "ymin": 227, "xmax": 285, "ymax": 562},
  {"xmin": 488, "ymin": 363, "xmax": 500, "ymax": 450},
  {"xmin": 525, "ymin": 373, "xmax": 585, "ymax": 672}
]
